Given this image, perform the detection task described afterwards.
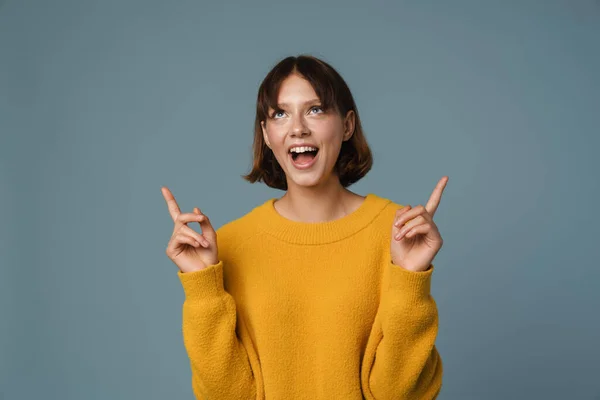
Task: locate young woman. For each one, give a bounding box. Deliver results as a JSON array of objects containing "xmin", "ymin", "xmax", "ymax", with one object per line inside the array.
[{"xmin": 161, "ymin": 55, "xmax": 449, "ymax": 399}]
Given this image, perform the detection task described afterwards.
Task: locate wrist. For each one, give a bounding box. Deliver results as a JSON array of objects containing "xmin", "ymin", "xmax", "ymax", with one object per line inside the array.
[{"xmin": 391, "ymin": 260, "xmax": 432, "ymax": 273}]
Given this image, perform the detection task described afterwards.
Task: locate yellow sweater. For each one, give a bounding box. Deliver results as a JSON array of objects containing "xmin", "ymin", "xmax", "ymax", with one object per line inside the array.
[{"xmin": 177, "ymin": 193, "xmax": 443, "ymax": 399}]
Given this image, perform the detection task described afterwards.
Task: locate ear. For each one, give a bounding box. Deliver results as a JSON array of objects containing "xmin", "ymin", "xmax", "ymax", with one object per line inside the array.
[
  {"xmin": 261, "ymin": 120, "xmax": 271, "ymax": 148},
  {"xmin": 343, "ymin": 110, "xmax": 355, "ymax": 141}
]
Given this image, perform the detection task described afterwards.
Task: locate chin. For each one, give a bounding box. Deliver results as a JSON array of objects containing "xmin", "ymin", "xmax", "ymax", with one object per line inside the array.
[
  {"xmin": 289, "ymin": 176, "xmax": 322, "ymax": 188},
  {"xmin": 287, "ymin": 171, "xmax": 334, "ymax": 189}
]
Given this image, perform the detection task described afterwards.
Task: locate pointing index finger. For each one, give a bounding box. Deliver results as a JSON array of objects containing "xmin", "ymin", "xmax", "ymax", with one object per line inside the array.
[
  {"xmin": 425, "ymin": 176, "xmax": 449, "ymax": 217},
  {"xmin": 161, "ymin": 186, "xmax": 181, "ymax": 222}
]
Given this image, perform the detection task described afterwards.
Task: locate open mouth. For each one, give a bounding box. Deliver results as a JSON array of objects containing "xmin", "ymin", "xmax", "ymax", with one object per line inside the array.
[{"xmin": 289, "ymin": 148, "xmax": 319, "ymax": 164}]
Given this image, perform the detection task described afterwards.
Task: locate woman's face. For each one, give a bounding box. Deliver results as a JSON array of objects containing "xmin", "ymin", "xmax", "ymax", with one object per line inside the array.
[{"xmin": 261, "ymin": 73, "xmax": 354, "ymax": 190}]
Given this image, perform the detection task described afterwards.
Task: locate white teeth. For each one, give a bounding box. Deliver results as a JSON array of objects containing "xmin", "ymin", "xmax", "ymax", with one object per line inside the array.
[{"xmin": 289, "ymin": 146, "xmax": 318, "ymax": 153}]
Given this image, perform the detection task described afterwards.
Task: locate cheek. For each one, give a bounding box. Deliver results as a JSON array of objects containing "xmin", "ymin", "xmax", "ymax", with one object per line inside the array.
[
  {"xmin": 265, "ymin": 127, "xmax": 286, "ymax": 148},
  {"xmin": 312, "ymin": 122, "xmax": 345, "ymax": 151},
  {"xmin": 311, "ymin": 117, "xmax": 344, "ymax": 135}
]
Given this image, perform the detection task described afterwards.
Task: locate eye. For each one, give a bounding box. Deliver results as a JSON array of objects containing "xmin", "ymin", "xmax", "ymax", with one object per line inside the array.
[
  {"xmin": 309, "ymin": 106, "xmax": 324, "ymax": 114},
  {"xmin": 272, "ymin": 110, "xmax": 285, "ymax": 119}
]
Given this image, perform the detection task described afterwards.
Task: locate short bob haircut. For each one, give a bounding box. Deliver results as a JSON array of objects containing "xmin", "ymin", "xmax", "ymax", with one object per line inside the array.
[{"xmin": 242, "ymin": 54, "xmax": 373, "ymax": 191}]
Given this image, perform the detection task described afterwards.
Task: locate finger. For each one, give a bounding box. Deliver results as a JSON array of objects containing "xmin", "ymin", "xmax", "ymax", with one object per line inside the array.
[
  {"xmin": 174, "ymin": 233, "xmax": 201, "ymax": 248},
  {"xmin": 425, "ymin": 176, "xmax": 448, "ymax": 217},
  {"xmin": 394, "ymin": 205, "xmax": 412, "ymax": 219},
  {"xmin": 175, "ymin": 212, "xmax": 206, "ymax": 227},
  {"xmin": 393, "ymin": 205, "xmax": 431, "ymax": 229},
  {"xmin": 179, "ymin": 225, "xmax": 210, "ymax": 248},
  {"xmin": 161, "ymin": 187, "xmax": 182, "ymax": 222},
  {"xmin": 391, "ymin": 206, "xmax": 410, "ymax": 232},
  {"xmin": 395, "ymin": 215, "xmax": 428, "ymax": 239},
  {"xmin": 404, "ymin": 223, "xmax": 433, "ymax": 239},
  {"xmin": 194, "ymin": 207, "xmax": 216, "ymax": 240}
]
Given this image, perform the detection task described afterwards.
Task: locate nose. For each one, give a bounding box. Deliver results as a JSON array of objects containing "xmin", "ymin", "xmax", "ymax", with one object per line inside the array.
[{"xmin": 290, "ymin": 113, "xmax": 310, "ymax": 137}]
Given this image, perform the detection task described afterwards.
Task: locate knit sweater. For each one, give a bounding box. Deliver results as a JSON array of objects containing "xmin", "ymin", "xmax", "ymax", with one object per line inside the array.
[{"xmin": 177, "ymin": 193, "xmax": 443, "ymax": 400}]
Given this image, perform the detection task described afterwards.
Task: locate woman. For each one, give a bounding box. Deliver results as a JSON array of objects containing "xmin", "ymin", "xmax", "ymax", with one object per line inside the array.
[{"xmin": 161, "ymin": 55, "xmax": 448, "ymax": 400}]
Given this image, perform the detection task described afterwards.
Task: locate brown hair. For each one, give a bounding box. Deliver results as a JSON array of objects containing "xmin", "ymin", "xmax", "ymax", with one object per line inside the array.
[{"xmin": 242, "ymin": 54, "xmax": 373, "ymax": 191}]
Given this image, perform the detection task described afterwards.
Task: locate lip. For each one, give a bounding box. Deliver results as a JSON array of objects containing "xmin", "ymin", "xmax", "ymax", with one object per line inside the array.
[
  {"xmin": 288, "ymin": 149, "xmax": 319, "ymax": 170},
  {"xmin": 287, "ymin": 143, "xmax": 319, "ymax": 153}
]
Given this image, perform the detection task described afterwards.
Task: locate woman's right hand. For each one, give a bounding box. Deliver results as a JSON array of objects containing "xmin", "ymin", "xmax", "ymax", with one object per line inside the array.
[{"xmin": 161, "ymin": 186, "xmax": 219, "ymax": 273}]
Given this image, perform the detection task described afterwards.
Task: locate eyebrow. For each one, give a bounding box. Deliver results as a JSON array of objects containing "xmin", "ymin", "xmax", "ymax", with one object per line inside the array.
[{"xmin": 276, "ymin": 99, "xmax": 321, "ymax": 108}]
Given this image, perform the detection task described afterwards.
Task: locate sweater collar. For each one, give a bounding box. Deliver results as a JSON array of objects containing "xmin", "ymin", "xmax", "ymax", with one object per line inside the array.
[{"xmin": 253, "ymin": 193, "xmax": 391, "ymax": 245}]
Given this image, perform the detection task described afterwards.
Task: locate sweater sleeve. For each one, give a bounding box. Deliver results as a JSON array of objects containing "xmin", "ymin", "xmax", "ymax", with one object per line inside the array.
[
  {"xmin": 361, "ymin": 262, "xmax": 443, "ymax": 400},
  {"xmin": 178, "ymin": 260, "xmax": 257, "ymax": 400}
]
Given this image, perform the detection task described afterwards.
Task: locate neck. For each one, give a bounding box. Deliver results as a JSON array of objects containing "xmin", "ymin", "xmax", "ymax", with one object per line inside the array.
[{"xmin": 275, "ymin": 176, "xmax": 364, "ymax": 223}]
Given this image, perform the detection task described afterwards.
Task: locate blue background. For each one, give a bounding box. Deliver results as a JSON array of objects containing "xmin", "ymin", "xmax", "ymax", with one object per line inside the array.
[{"xmin": 1, "ymin": 0, "xmax": 599, "ymax": 399}]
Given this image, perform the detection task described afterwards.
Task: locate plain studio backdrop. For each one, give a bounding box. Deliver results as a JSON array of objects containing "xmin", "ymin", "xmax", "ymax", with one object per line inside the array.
[{"xmin": 1, "ymin": 0, "xmax": 599, "ymax": 399}]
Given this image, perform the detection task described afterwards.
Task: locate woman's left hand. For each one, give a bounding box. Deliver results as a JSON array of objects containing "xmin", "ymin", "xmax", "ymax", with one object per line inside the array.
[{"xmin": 391, "ymin": 176, "xmax": 449, "ymax": 272}]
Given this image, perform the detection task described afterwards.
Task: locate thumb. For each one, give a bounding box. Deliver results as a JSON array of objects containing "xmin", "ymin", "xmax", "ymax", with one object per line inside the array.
[{"xmin": 194, "ymin": 207, "xmax": 216, "ymax": 240}]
